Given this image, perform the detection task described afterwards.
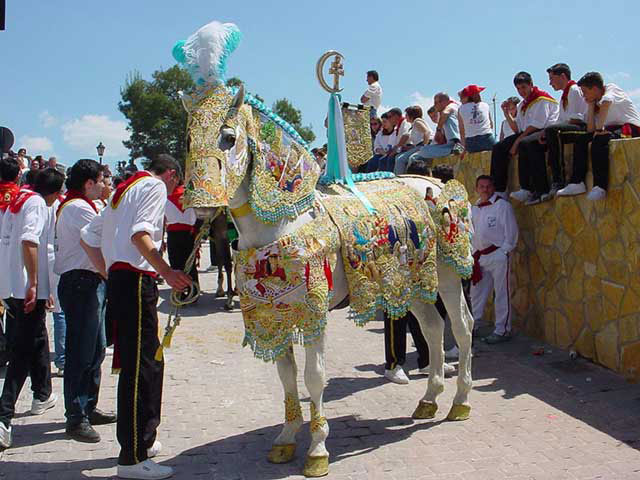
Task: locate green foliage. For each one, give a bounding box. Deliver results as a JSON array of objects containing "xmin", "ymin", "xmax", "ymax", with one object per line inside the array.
[
  {"xmin": 272, "ymin": 98, "xmax": 316, "ymax": 143},
  {"xmin": 225, "ymin": 77, "xmax": 243, "ymax": 88},
  {"xmin": 118, "ymin": 65, "xmax": 195, "ymax": 167}
]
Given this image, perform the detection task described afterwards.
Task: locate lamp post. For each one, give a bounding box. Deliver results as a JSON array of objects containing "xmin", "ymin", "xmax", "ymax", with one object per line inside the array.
[{"xmin": 96, "ymin": 142, "xmax": 105, "ymax": 165}]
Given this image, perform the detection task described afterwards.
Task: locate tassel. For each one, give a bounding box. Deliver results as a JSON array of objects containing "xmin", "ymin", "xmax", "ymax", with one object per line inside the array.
[{"xmin": 324, "ymin": 258, "xmax": 333, "ymax": 290}]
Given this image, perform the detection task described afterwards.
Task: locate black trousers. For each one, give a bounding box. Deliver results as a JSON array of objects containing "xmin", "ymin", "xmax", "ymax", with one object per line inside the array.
[
  {"xmin": 107, "ymin": 270, "xmax": 163, "ymax": 466},
  {"xmin": 517, "ymin": 131, "xmax": 549, "ymax": 194},
  {"xmin": 167, "ymin": 230, "xmax": 199, "ymax": 285},
  {"xmin": 545, "ymin": 122, "xmax": 588, "ymax": 185},
  {"xmin": 59, "ymin": 270, "xmax": 105, "ymax": 426},
  {"xmin": 490, "ymin": 134, "xmax": 518, "ymax": 192},
  {"xmin": 0, "ymin": 298, "xmax": 52, "ymax": 427},
  {"xmin": 384, "ymin": 311, "xmax": 429, "ymax": 370}
]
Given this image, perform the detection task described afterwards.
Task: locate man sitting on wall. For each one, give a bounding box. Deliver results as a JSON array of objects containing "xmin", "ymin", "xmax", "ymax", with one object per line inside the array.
[
  {"xmin": 557, "ymin": 72, "xmax": 640, "ymax": 200},
  {"xmin": 491, "ymin": 72, "xmax": 558, "ymax": 198}
]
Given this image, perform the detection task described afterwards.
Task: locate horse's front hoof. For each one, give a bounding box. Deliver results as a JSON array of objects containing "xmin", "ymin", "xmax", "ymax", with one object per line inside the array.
[
  {"xmin": 224, "ymin": 299, "xmax": 233, "ymax": 310},
  {"xmin": 267, "ymin": 444, "xmax": 296, "ymax": 464},
  {"xmin": 446, "ymin": 404, "xmax": 471, "ymax": 421},
  {"xmin": 412, "ymin": 401, "xmax": 438, "ymax": 419},
  {"xmin": 216, "ymin": 288, "xmax": 225, "ymax": 298},
  {"xmin": 303, "ymin": 455, "xmax": 329, "ymax": 477}
]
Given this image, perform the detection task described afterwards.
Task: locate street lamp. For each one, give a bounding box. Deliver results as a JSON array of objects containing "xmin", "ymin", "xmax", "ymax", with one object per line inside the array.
[{"xmin": 96, "ymin": 142, "xmax": 106, "ymax": 164}]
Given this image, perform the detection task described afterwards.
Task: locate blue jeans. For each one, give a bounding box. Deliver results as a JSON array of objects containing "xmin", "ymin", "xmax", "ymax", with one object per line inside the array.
[
  {"xmin": 52, "ymin": 311, "xmax": 66, "ymax": 370},
  {"xmin": 466, "ymin": 133, "xmax": 496, "ymax": 153},
  {"xmin": 58, "ymin": 270, "xmax": 106, "ymax": 426},
  {"xmin": 366, "ymin": 154, "xmax": 393, "ymax": 172},
  {"xmin": 394, "ymin": 146, "xmax": 421, "ymax": 175},
  {"xmin": 97, "ymin": 281, "xmax": 107, "ymax": 348},
  {"xmin": 410, "ymin": 142, "xmax": 457, "ymax": 163}
]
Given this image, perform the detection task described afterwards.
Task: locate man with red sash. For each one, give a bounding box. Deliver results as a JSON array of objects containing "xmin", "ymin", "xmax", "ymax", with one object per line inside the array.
[
  {"xmin": 81, "ymin": 154, "xmax": 190, "ymax": 479},
  {"xmin": 557, "ymin": 72, "xmax": 640, "ymax": 200},
  {"xmin": 491, "ymin": 72, "xmax": 559, "ymax": 197},
  {"xmin": 0, "ymin": 157, "xmax": 21, "ymax": 368},
  {"xmin": 0, "ymin": 168, "xmax": 65, "ymax": 449},
  {"xmin": 165, "ymin": 182, "xmax": 198, "ymax": 297},
  {"xmin": 470, "ymin": 175, "xmax": 519, "ymax": 344},
  {"xmin": 54, "ymin": 159, "xmax": 116, "ymax": 444}
]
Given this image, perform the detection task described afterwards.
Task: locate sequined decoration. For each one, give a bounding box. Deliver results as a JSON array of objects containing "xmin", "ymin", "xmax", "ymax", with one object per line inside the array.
[
  {"xmin": 309, "ymin": 401, "xmax": 327, "ymax": 433},
  {"xmin": 433, "ymin": 180, "xmax": 474, "ymax": 278},
  {"xmin": 236, "ymin": 207, "xmax": 339, "ymax": 362},
  {"xmin": 285, "ymin": 392, "xmax": 303, "ymax": 423},
  {"xmin": 318, "ymin": 179, "xmax": 438, "ymax": 325},
  {"xmin": 342, "ymin": 105, "xmax": 373, "ymax": 170}
]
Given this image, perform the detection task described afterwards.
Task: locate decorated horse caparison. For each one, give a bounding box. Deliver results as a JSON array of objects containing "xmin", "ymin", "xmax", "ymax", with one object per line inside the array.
[{"xmin": 172, "ymin": 20, "xmax": 475, "ymax": 478}]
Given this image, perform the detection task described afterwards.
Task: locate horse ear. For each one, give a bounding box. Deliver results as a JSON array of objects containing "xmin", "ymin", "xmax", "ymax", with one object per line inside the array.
[{"xmin": 231, "ymin": 84, "xmax": 245, "ymax": 110}]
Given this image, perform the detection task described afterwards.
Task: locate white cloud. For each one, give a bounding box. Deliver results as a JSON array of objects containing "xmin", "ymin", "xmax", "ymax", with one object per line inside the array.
[
  {"xmin": 18, "ymin": 135, "xmax": 54, "ymax": 153},
  {"xmin": 608, "ymin": 72, "xmax": 631, "ymax": 81},
  {"xmin": 39, "ymin": 110, "xmax": 58, "ymax": 128},
  {"xmin": 626, "ymin": 88, "xmax": 640, "ymax": 99},
  {"xmin": 61, "ymin": 115, "xmax": 130, "ymax": 157}
]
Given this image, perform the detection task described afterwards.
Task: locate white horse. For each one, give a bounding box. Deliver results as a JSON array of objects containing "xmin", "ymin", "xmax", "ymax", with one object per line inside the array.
[{"xmin": 182, "ymin": 83, "xmax": 475, "ymax": 477}]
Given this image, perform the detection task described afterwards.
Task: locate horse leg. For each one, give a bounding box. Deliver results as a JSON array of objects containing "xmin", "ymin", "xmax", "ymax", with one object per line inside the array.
[
  {"xmin": 222, "ymin": 239, "xmax": 234, "ymax": 310},
  {"xmin": 438, "ymin": 264, "xmax": 474, "ymax": 421},
  {"xmin": 269, "ymin": 346, "xmax": 303, "ymax": 464},
  {"xmin": 410, "ymin": 300, "xmax": 446, "ymax": 419},
  {"xmin": 303, "ymin": 331, "xmax": 330, "ymax": 477}
]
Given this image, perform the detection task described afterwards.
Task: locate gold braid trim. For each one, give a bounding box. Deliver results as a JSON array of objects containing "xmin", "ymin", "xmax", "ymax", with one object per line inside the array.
[
  {"xmin": 310, "ymin": 401, "xmax": 327, "ymax": 433},
  {"xmin": 284, "ymin": 393, "xmax": 302, "ymax": 423}
]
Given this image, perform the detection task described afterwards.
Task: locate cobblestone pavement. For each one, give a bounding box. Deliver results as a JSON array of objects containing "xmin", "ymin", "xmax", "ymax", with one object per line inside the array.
[{"xmin": 1, "ymin": 251, "xmax": 640, "ymax": 479}]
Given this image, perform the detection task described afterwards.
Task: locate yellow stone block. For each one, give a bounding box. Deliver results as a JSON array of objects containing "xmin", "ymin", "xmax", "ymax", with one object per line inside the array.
[
  {"xmin": 595, "ymin": 322, "xmax": 619, "ymax": 370},
  {"xmin": 556, "ymin": 314, "xmax": 572, "ymax": 347},
  {"xmin": 620, "ymin": 315, "xmax": 639, "ymax": 343},
  {"xmin": 528, "ymin": 253, "xmax": 545, "ymax": 287},
  {"xmin": 610, "ymin": 143, "xmax": 629, "ymax": 186},
  {"xmin": 603, "ymin": 298, "xmax": 620, "ymax": 324},
  {"xmin": 537, "ymin": 220, "xmax": 558, "ymax": 247},
  {"xmin": 585, "ymin": 297, "xmax": 605, "ymax": 332},
  {"xmin": 597, "ymin": 214, "xmax": 619, "ymax": 243},
  {"xmin": 606, "ymin": 261, "xmax": 629, "ymax": 285},
  {"xmin": 544, "ymin": 310, "xmax": 556, "ymax": 342},
  {"xmin": 565, "ymin": 302, "xmax": 584, "ymax": 339},
  {"xmin": 605, "ymin": 189, "xmax": 624, "ymax": 216},
  {"xmin": 572, "ymin": 228, "xmax": 599, "ymax": 265},
  {"xmin": 574, "ymin": 329, "xmax": 595, "ymax": 360},
  {"xmin": 584, "ymin": 275, "xmax": 601, "ymax": 298},
  {"xmin": 554, "ymin": 231, "xmax": 572, "ymax": 255},
  {"xmin": 601, "ymin": 281, "xmax": 625, "ymax": 309},
  {"xmin": 566, "ymin": 267, "xmax": 584, "ymax": 302},
  {"xmin": 627, "ymin": 208, "xmax": 640, "ymax": 230},
  {"xmin": 601, "ymin": 240, "xmax": 625, "ymax": 262},
  {"xmin": 620, "ymin": 288, "xmax": 640, "ymax": 317},
  {"xmin": 622, "ymin": 182, "xmax": 640, "ymax": 216},
  {"xmin": 557, "ymin": 198, "xmax": 586, "ymax": 237},
  {"xmin": 621, "ymin": 341, "xmax": 640, "ymax": 380}
]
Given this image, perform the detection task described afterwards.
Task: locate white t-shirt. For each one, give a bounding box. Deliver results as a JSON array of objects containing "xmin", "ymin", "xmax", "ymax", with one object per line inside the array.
[
  {"xmin": 81, "ymin": 175, "xmax": 166, "ymax": 273},
  {"xmin": 409, "ymin": 118, "xmax": 432, "ymax": 145},
  {"xmin": 362, "ymin": 81, "xmax": 382, "ymax": 110},
  {"xmin": 471, "ymin": 193, "xmax": 519, "ymax": 258},
  {"xmin": 0, "ymin": 193, "xmax": 54, "ymax": 300},
  {"xmin": 558, "ymin": 83, "xmax": 588, "ymax": 124},
  {"xmin": 500, "ymin": 120, "xmax": 516, "ymax": 139},
  {"xmin": 54, "ymin": 198, "xmax": 99, "ymax": 275},
  {"xmin": 459, "ymin": 102, "xmax": 493, "ymax": 138},
  {"xmin": 165, "ymin": 200, "xmax": 196, "ymax": 227},
  {"xmin": 396, "ymin": 118, "xmax": 411, "ymax": 141},
  {"xmin": 373, "ymin": 130, "xmax": 397, "ymax": 154},
  {"xmin": 516, "ymin": 94, "xmax": 559, "ymax": 131},
  {"xmin": 599, "ymin": 83, "xmax": 640, "ymax": 128}
]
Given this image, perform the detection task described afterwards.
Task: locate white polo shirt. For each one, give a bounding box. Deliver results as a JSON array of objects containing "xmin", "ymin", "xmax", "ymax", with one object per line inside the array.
[
  {"xmin": 362, "ymin": 81, "xmax": 382, "ymax": 110},
  {"xmin": 81, "ymin": 174, "xmax": 166, "ymax": 273},
  {"xmin": 500, "ymin": 119, "xmax": 516, "ymax": 139},
  {"xmin": 0, "ymin": 192, "xmax": 54, "ymax": 300},
  {"xmin": 516, "ymin": 94, "xmax": 559, "ymax": 131},
  {"xmin": 558, "ymin": 83, "xmax": 588, "ymax": 124},
  {"xmin": 471, "ymin": 193, "xmax": 519, "ymax": 256},
  {"xmin": 599, "ymin": 83, "xmax": 640, "ymax": 128},
  {"xmin": 373, "ymin": 130, "xmax": 397, "ymax": 153},
  {"xmin": 54, "ymin": 198, "xmax": 99, "ymax": 275},
  {"xmin": 165, "ymin": 200, "xmax": 196, "ymax": 229}
]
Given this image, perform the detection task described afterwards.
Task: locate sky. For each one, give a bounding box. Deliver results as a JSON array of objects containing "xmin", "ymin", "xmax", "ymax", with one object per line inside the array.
[{"xmin": 2, "ymin": 0, "xmax": 640, "ymax": 170}]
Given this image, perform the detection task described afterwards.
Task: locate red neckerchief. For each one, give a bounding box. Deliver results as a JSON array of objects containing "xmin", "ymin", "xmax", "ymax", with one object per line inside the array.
[
  {"xmin": 521, "ymin": 87, "xmax": 556, "ymax": 113},
  {"xmin": 57, "ymin": 189, "xmax": 99, "ymax": 218},
  {"xmin": 167, "ymin": 185, "xmax": 185, "ymax": 213},
  {"xmin": 561, "ymin": 80, "xmax": 577, "ymax": 109},
  {"xmin": 110, "ymin": 171, "xmax": 152, "ymax": 209},
  {"xmin": 0, "ymin": 181, "xmax": 20, "ymax": 212},
  {"xmin": 8, "ymin": 189, "xmax": 38, "ymax": 214}
]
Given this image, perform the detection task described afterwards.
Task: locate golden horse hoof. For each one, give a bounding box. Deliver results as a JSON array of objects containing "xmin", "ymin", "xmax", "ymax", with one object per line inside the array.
[
  {"xmin": 267, "ymin": 444, "xmax": 296, "ymax": 464},
  {"xmin": 446, "ymin": 404, "xmax": 471, "ymax": 421},
  {"xmin": 412, "ymin": 401, "xmax": 438, "ymax": 419},
  {"xmin": 303, "ymin": 455, "xmax": 329, "ymax": 477}
]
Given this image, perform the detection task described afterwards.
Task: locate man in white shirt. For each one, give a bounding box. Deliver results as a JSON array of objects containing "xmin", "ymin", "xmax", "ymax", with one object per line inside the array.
[
  {"xmin": 0, "ymin": 168, "xmax": 65, "ymax": 449},
  {"xmin": 519, "ymin": 64, "xmax": 588, "ymax": 205},
  {"xmin": 471, "ymin": 175, "xmax": 519, "ymax": 344},
  {"xmin": 380, "ymin": 108, "xmax": 410, "ymax": 172},
  {"xmin": 360, "ymin": 70, "xmax": 382, "ymax": 118},
  {"xmin": 81, "ymin": 154, "xmax": 191, "ymax": 479},
  {"xmin": 491, "ymin": 72, "xmax": 559, "ymax": 197},
  {"xmin": 55, "ymin": 159, "xmax": 116, "ymax": 444},
  {"xmin": 558, "ymin": 72, "xmax": 640, "ymax": 200}
]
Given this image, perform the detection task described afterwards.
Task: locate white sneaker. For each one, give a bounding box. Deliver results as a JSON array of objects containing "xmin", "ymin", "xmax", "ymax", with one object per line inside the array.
[
  {"xmin": 417, "ymin": 363, "xmax": 456, "ymax": 377},
  {"xmin": 117, "ymin": 459, "xmax": 174, "ymax": 479},
  {"xmin": 509, "ymin": 189, "xmax": 532, "ymax": 203},
  {"xmin": 556, "ymin": 182, "xmax": 586, "ymax": 196},
  {"xmin": 587, "ymin": 186, "xmax": 606, "ymax": 201},
  {"xmin": 0, "ymin": 422, "xmax": 12, "ymax": 448},
  {"xmin": 106, "ymin": 346, "xmax": 114, "ymax": 356},
  {"xmin": 31, "ymin": 393, "xmax": 57, "ymax": 415},
  {"xmin": 445, "ymin": 345, "xmax": 459, "ymax": 360},
  {"xmin": 147, "ymin": 440, "xmax": 162, "ymax": 458},
  {"xmin": 384, "ymin": 366, "xmax": 409, "ymax": 384}
]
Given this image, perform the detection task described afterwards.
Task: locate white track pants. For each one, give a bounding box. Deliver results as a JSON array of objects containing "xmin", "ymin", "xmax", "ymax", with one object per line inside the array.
[{"xmin": 470, "ymin": 253, "xmax": 512, "ymax": 335}]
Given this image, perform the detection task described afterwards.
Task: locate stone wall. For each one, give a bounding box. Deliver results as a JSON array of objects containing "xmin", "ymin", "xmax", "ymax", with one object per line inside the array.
[{"xmin": 434, "ymin": 138, "xmax": 640, "ymax": 381}]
